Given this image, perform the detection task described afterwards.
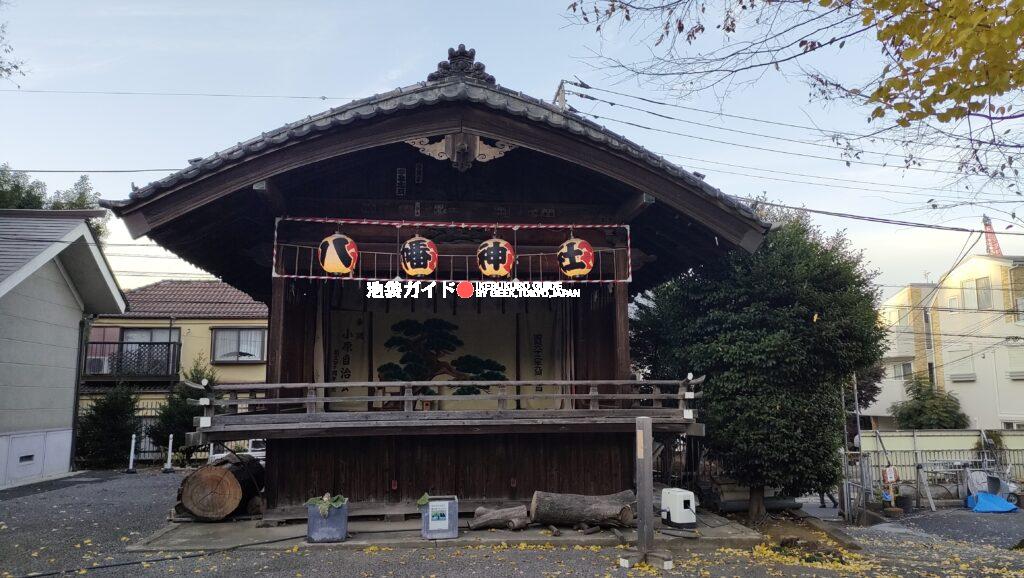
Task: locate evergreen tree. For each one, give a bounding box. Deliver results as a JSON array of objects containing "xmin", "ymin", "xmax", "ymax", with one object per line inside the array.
[
  {"xmin": 890, "ymin": 375, "xmax": 970, "ymax": 430},
  {"xmin": 147, "ymin": 355, "xmax": 218, "ymax": 465},
  {"xmin": 76, "ymin": 384, "xmax": 140, "ymax": 469},
  {"xmin": 632, "ymin": 210, "xmax": 886, "ymax": 521}
]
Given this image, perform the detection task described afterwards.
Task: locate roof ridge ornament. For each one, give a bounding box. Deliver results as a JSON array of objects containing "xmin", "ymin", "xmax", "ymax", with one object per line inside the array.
[{"xmin": 427, "ymin": 44, "xmax": 495, "ymax": 84}]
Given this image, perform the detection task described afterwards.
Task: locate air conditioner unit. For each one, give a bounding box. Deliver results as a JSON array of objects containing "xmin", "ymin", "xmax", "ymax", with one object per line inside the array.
[{"xmin": 85, "ymin": 356, "xmax": 110, "ymax": 375}]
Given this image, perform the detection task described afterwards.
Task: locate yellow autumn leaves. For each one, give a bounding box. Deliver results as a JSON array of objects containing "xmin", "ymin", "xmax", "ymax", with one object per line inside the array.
[{"xmin": 822, "ymin": 0, "xmax": 1024, "ymax": 125}]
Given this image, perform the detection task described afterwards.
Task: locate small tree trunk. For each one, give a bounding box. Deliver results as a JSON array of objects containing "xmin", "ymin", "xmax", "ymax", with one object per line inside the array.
[{"xmin": 747, "ymin": 485, "xmax": 766, "ymax": 523}]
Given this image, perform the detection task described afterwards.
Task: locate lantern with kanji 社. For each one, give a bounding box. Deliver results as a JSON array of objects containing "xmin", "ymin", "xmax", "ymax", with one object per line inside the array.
[
  {"xmin": 318, "ymin": 233, "xmax": 359, "ymax": 275},
  {"xmin": 556, "ymin": 237, "xmax": 595, "ymax": 278},
  {"xmin": 400, "ymin": 235, "xmax": 439, "ymax": 277},
  {"xmin": 477, "ymin": 238, "xmax": 515, "ymax": 278}
]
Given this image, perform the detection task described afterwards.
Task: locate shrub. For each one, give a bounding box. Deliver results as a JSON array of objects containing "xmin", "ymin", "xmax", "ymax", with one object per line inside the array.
[{"xmin": 76, "ymin": 383, "xmax": 140, "ymax": 469}]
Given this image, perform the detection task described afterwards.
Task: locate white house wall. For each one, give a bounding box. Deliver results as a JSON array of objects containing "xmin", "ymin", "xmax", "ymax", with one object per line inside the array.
[{"xmin": 0, "ymin": 259, "xmax": 82, "ymax": 487}]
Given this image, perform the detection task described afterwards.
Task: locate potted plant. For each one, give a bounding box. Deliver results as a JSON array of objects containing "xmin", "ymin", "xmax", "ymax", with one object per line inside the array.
[{"xmin": 305, "ymin": 492, "xmax": 348, "ymax": 543}]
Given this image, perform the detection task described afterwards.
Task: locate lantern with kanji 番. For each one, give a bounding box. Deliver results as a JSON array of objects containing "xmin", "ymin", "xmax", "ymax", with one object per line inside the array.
[
  {"xmin": 556, "ymin": 237, "xmax": 594, "ymax": 278},
  {"xmin": 400, "ymin": 235, "xmax": 439, "ymax": 277},
  {"xmin": 477, "ymin": 238, "xmax": 515, "ymax": 278},
  {"xmin": 318, "ymin": 233, "xmax": 359, "ymax": 275}
]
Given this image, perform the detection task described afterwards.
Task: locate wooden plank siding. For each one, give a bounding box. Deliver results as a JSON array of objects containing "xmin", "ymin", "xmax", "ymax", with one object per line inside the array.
[{"xmin": 264, "ymin": 433, "xmax": 633, "ymax": 508}]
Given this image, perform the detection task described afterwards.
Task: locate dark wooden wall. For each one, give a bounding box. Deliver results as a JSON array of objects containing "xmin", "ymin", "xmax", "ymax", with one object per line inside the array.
[{"xmin": 265, "ymin": 433, "xmax": 634, "ymax": 508}]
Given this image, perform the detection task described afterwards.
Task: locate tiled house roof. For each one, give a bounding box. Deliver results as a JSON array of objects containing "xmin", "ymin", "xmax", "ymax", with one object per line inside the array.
[{"xmin": 104, "ymin": 280, "xmax": 267, "ymax": 319}]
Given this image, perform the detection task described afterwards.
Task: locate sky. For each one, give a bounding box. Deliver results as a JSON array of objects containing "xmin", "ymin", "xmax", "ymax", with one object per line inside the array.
[{"xmin": 2, "ymin": 1, "xmax": 1021, "ymax": 296}]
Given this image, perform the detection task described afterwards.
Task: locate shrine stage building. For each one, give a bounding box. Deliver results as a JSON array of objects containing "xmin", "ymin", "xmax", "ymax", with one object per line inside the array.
[{"xmin": 103, "ymin": 45, "xmax": 768, "ymax": 514}]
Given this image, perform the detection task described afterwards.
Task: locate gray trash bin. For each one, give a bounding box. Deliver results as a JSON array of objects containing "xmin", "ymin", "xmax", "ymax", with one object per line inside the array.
[{"xmin": 421, "ymin": 495, "xmax": 459, "ymax": 540}]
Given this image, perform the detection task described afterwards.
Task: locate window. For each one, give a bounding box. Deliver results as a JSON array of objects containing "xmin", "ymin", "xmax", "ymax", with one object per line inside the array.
[
  {"xmin": 1007, "ymin": 346, "xmax": 1024, "ymax": 380},
  {"xmin": 962, "ymin": 279, "xmax": 978, "ymax": 309},
  {"xmin": 212, "ymin": 328, "xmax": 267, "ymax": 363},
  {"xmin": 892, "ymin": 361, "xmax": 913, "ymax": 380},
  {"xmin": 947, "ymin": 346, "xmax": 976, "ymax": 382},
  {"xmin": 977, "ymin": 277, "xmax": 992, "ymax": 309},
  {"xmin": 961, "ymin": 277, "xmax": 991, "ymax": 310},
  {"xmin": 1016, "ymin": 297, "xmax": 1024, "ymax": 322},
  {"xmin": 927, "ymin": 362, "xmax": 936, "ymax": 385},
  {"xmin": 948, "ymin": 296, "xmax": 959, "ymax": 313},
  {"xmin": 122, "ymin": 327, "xmax": 181, "ymax": 343},
  {"xmin": 924, "ymin": 310, "xmax": 933, "ymax": 350}
]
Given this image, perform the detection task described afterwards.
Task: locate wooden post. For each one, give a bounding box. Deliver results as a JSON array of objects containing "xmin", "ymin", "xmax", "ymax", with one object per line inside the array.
[
  {"xmin": 636, "ymin": 416, "xmax": 654, "ymax": 554},
  {"xmin": 589, "ymin": 385, "xmax": 599, "ymax": 410},
  {"xmin": 305, "ymin": 386, "xmax": 317, "ymax": 414},
  {"xmin": 404, "ymin": 386, "xmax": 414, "ymax": 412}
]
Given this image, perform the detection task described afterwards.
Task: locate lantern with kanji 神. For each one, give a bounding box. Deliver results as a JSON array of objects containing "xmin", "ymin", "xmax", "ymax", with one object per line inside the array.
[
  {"xmin": 477, "ymin": 238, "xmax": 515, "ymax": 278},
  {"xmin": 318, "ymin": 233, "xmax": 359, "ymax": 275},
  {"xmin": 400, "ymin": 235, "xmax": 439, "ymax": 277},
  {"xmin": 556, "ymin": 237, "xmax": 595, "ymax": 278}
]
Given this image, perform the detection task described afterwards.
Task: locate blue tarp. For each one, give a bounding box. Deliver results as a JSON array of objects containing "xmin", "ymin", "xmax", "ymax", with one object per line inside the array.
[{"xmin": 966, "ymin": 492, "xmax": 1019, "ymax": 513}]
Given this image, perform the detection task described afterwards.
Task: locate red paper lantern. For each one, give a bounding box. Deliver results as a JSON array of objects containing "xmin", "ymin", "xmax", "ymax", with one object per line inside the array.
[
  {"xmin": 318, "ymin": 233, "xmax": 359, "ymax": 275},
  {"xmin": 556, "ymin": 237, "xmax": 595, "ymax": 278},
  {"xmin": 400, "ymin": 236, "xmax": 439, "ymax": 277},
  {"xmin": 477, "ymin": 238, "xmax": 515, "ymax": 278}
]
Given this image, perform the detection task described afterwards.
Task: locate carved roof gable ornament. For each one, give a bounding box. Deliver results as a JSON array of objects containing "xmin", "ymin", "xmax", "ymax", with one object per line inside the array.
[
  {"xmin": 427, "ymin": 44, "xmax": 495, "ymax": 84},
  {"xmin": 406, "ymin": 132, "xmax": 517, "ymax": 172}
]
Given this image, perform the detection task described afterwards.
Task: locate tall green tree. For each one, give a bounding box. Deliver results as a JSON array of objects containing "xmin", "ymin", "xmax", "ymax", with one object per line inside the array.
[
  {"xmin": 76, "ymin": 384, "xmax": 140, "ymax": 469},
  {"xmin": 147, "ymin": 355, "xmax": 218, "ymax": 465},
  {"xmin": 632, "ymin": 210, "xmax": 886, "ymax": 521},
  {"xmin": 890, "ymin": 375, "xmax": 970, "ymax": 430},
  {"xmin": 0, "ymin": 164, "xmax": 46, "ymax": 209},
  {"xmin": 0, "ymin": 166, "xmax": 109, "ymax": 239}
]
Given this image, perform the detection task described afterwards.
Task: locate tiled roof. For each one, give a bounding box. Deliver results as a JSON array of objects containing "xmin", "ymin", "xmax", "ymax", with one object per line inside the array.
[
  {"xmin": 104, "ymin": 280, "xmax": 267, "ymax": 319},
  {"xmin": 103, "ymin": 62, "xmax": 765, "ymax": 232}
]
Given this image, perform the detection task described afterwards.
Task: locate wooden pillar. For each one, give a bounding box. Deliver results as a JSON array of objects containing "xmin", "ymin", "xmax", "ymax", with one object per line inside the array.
[
  {"xmin": 635, "ymin": 417, "xmax": 654, "ymax": 554},
  {"xmin": 612, "ymin": 249, "xmax": 632, "ymax": 408},
  {"xmin": 267, "ymin": 276, "xmax": 285, "ymax": 384}
]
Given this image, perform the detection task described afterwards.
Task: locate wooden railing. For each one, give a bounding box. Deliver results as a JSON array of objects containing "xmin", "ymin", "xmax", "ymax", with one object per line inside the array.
[{"xmin": 189, "ymin": 378, "xmax": 704, "ymax": 441}]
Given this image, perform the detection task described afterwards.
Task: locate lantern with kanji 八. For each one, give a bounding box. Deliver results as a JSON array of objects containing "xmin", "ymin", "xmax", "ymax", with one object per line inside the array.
[
  {"xmin": 400, "ymin": 235, "xmax": 439, "ymax": 277},
  {"xmin": 556, "ymin": 237, "xmax": 594, "ymax": 278},
  {"xmin": 476, "ymin": 238, "xmax": 515, "ymax": 278},
  {"xmin": 318, "ymin": 233, "xmax": 359, "ymax": 275}
]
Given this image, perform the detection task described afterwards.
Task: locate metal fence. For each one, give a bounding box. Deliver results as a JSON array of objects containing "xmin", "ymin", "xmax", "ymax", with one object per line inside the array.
[{"xmin": 843, "ymin": 447, "xmax": 1023, "ymax": 520}]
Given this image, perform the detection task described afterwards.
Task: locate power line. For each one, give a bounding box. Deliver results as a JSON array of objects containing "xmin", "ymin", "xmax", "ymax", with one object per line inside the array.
[
  {"xmin": 565, "ymin": 81, "xmax": 975, "ymax": 153},
  {"xmin": 8, "ymin": 168, "xmax": 178, "ymax": 174},
  {"xmin": 582, "ymin": 111, "xmax": 978, "ymax": 177},
  {"xmin": 570, "ymin": 90, "xmax": 958, "ymax": 165},
  {"xmin": 0, "ymin": 88, "xmax": 356, "ymax": 100},
  {"xmin": 752, "ymin": 203, "xmax": 1024, "ymax": 235},
  {"xmin": 658, "ymin": 153, "xmax": 1005, "ymax": 198}
]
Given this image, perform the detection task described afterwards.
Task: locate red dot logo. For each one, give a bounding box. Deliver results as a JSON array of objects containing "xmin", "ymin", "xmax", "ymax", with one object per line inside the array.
[{"xmin": 456, "ymin": 280, "xmax": 474, "ymax": 299}]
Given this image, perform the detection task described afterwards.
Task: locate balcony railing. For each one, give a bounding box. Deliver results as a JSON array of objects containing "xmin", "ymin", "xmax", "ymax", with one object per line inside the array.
[
  {"xmin": 83, "ymin": 341, "xmax": 182, "ymax": 380},
  {"xmin": 188, "ymin": 378, "xmax": 704, "ymax": 442}
]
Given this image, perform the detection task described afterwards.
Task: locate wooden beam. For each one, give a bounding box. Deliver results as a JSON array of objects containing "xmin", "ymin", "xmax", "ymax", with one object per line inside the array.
[
  {"xmin": 253, "ymin": 179, "xmax": 287, "ymax": 216},
  {"xmin": 616, "ymin": 192, "xmax": 655, "ymax": 222}
]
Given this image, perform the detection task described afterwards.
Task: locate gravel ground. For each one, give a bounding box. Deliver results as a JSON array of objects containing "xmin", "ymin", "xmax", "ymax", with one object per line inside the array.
[
  {"xmin": 2, "ymin": 472, "xmax": 1024, "ymax": 577},
  {"xmin": 896, "ymin": 508, "xmax": 1024, "ymax": 548}
]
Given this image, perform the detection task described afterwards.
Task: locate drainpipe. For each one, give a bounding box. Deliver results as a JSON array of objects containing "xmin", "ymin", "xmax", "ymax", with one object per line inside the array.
[{"xmin": 70, "ymin": 314, "xmax": 95, "ymax": 471}]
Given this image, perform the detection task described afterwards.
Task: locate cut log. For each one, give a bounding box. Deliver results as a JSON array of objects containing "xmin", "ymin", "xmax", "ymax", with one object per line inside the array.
[
  {"xmin": 507, "ymin": 517, "xmax": 530, "ymax": 530},
  {"xmin": 469, "ymin": 505, "xmax": 529, "ymax": 530},
  {"xmin": 179, "ymin": 454, "xmax": 264, "ymax": 521},
  {"xmin": 530, "ymin": 490, "xmax": 636, "ymax": 528}
]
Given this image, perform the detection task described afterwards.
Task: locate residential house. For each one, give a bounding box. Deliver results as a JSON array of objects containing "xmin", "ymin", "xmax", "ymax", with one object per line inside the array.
[
  {"xmin": 867, "ymin": 219, "xmax": 1024, "ymax": 430},
  {"xmin": 0, "ymin": 209, "xmax": 125, "ymax": 488},
  {"xmin": 81, "ymin": 280, "xmax": 268, "ymax": 418}
]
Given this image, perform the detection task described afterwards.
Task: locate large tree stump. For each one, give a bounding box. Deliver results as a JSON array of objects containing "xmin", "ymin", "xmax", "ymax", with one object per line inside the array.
[
  {"xmin": 530, "ymin": 490, "xmax": 636, "ymax": 527},
  {"xmin": 469, "ymin": 505, "xmax": 529, "ymax": 530},
  {"xmin": 179, "ymin": 454, "xmax": 264, "ymax": 521}
]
